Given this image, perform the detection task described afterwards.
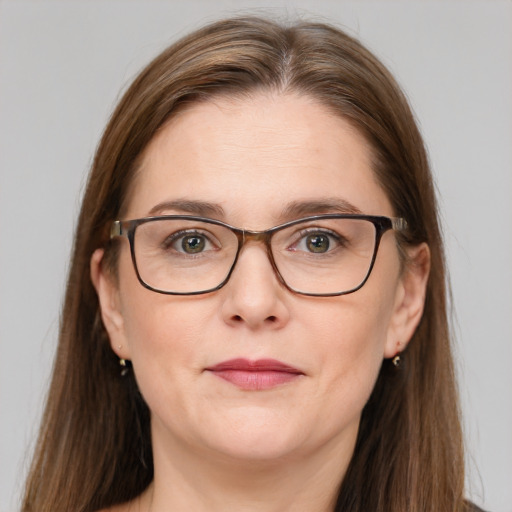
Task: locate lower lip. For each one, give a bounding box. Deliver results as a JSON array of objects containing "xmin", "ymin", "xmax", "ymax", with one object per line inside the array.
[{"xmin": 208, "ymin": 370, "xmax": 302, "ymax": 390}]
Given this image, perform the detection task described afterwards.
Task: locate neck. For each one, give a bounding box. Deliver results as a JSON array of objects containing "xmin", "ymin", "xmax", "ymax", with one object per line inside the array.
[{"xmin": 137, "ymin": 419, "xmax": 357, "ymax": 512}]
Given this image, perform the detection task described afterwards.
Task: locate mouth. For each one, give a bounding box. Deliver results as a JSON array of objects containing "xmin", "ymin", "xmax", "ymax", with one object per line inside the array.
[{"xmin": 205, "ymin": 358, "xmax": 304, "ymax": 391}]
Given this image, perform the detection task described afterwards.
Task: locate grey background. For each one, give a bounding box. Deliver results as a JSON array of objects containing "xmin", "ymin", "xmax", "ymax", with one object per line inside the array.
[{"xmin": 0, "ymin": 1, "xmax": 511, "ymax": 511}]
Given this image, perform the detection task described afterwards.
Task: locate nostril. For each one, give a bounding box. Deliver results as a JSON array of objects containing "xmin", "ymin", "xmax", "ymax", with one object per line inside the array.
[{"xmin": 231, "ymin": 314, "xmax": 277, "ymax": 324}]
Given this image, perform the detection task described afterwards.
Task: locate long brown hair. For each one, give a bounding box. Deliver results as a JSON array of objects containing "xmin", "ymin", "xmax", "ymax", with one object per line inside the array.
[{"xmin": 22, "ymin": 17, "xmax": 467, "ymax": 512}]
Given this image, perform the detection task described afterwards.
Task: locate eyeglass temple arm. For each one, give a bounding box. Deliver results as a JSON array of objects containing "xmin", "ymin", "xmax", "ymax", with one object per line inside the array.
[
  {"xmin": 110, "ymin": 220, "xmax": 123, "ymax": 238},
  {"xmin": 391, "ymin": 218, "xmax": 407, "ymax": 231}
]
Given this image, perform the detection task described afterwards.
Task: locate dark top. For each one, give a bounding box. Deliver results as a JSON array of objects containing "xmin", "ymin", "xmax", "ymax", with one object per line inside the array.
[{"xmin": 469, "ymin": 503, "xmax": 488, "ymax": 512}]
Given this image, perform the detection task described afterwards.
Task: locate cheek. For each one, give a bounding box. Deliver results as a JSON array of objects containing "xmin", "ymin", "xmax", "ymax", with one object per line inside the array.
[
  {"xmin": 115, "ymin": 250, "xmax": 213, "ymax": 395},
  {"xmin": 119, "ymin": 292, "xmax": 221, "ymax": 438},
  {"xmin": 300, "ymin": 282, "xmax": 398, "ymax": 411},
  {"xmin": 121, "ymin": 293, "xmax": 211, "ymax": 369},
  {"xmin": 116, "ymin": 247, "xmax": 199, "ymax": 348}
]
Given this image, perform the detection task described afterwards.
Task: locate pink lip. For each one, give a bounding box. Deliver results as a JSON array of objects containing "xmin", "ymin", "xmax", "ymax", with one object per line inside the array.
[{"xmin": 205, "ymin": 358, "xmax": 304, "ymax": 390}]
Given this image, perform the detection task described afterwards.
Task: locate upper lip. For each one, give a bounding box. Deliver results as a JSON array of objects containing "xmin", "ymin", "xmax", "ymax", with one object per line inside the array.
[{"xmin": 205, "ymin": 358, "xmax": 304, "ymax": 374}]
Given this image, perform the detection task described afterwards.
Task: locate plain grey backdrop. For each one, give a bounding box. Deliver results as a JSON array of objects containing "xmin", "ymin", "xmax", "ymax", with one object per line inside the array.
[{"xmin": 1, "ymin": 1, "xmax": 511, "ymax": 511}]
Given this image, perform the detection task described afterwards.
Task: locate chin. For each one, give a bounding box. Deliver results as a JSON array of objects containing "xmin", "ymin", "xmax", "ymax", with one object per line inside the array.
[
  {"xmin": 193, "ymin": 407, "xmax": 314, "ymax": 463},
  {"xmin": 205, "ymin": 432, "xmax": 306, "ymax": 464}
]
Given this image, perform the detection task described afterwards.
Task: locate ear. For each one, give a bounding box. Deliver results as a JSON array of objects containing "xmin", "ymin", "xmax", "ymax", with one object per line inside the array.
[
  {"xmin": 384, "ymin": 243, "xmax": 430, "ymax": 358},
  {"xmin": 90, "ymin": 248, "xmax": 131, "ymax": 360}
]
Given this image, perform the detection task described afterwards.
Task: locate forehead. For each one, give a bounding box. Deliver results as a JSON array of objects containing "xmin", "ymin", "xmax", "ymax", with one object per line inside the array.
[{"xmin": 125, "ymin": 92, "xmax": 393, "ymax": 225}]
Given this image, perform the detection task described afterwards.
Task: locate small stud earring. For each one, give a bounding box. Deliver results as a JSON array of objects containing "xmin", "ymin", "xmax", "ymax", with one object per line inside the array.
[{"xmin": 392, "ymin": 354, "xmax": 401, "ymax": 367}]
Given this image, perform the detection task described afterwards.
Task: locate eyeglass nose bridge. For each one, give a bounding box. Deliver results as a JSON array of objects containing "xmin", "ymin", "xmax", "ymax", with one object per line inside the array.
[
  {"xmin": 241, "ymin": 229, "xmax": 273, "ymax": 244},
  {"xmin": 230, "ymin": 228, "xmax": 287, "ymax": 288}
]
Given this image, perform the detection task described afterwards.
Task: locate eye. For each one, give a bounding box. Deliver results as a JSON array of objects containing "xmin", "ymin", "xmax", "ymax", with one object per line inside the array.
[
  {"xmin": 305, "ymin": 233, "xmax": 330, "ymax": 253},
  {"xmin": 164, "ymin": 230, "xmax": 216, "ymax": 254},
  {"xmin": 180, "ymin": 234, "xmax": 206, "ymax": 253},
  {"xmin": 292, "ymin": 229, "xmax": 343, "ymax": 254}
]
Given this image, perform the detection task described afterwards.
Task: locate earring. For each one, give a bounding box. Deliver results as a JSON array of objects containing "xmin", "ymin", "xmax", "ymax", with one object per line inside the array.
[
  {"xmin": 119, "ymin": 358, "xmax": 129, "ymax": 376},
  {"xmin": 392, "ymin": 354, "xmax": 402, "ymax": 367}
]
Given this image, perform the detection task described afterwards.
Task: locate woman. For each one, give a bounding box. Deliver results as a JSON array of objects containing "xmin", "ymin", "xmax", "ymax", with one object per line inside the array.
[{"xmin": 21, "ymin": 16, "xmax": 483, "ymax": 512}]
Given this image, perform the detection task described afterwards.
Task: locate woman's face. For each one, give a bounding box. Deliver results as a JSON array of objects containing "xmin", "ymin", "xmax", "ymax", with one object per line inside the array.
[{"xmin": 94, "ymin": 93, "xmax": 426, "ymax": 466}]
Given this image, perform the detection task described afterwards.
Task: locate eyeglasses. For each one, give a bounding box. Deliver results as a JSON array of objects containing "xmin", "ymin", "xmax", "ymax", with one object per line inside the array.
[{"xmin": 110, "ymin": 214, "xmax": 407, "ymax": 297}]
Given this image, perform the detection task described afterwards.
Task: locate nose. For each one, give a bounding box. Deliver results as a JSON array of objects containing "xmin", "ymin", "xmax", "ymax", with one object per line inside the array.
[{"xmin": 220, "ymin": 243, "xmax": 291, "ymax": 330}]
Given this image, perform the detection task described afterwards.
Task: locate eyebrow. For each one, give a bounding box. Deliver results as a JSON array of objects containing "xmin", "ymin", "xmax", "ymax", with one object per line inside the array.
[
  {"xmin": 280, "ymin": 198, "xmax": 363, "ymax": 219},
  {"xmin": 148, "ymin": 199, "xmax": 225, "ymax": 218},
  {"xmin": 147, "ymin": 197, "xmax": 362, "ymax": 221}
]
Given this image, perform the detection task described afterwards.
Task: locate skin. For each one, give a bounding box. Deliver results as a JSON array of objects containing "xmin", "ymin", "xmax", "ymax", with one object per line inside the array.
[{"xmin": 91, "ymin": 92, "xmax": 429, "ymax": 512}]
